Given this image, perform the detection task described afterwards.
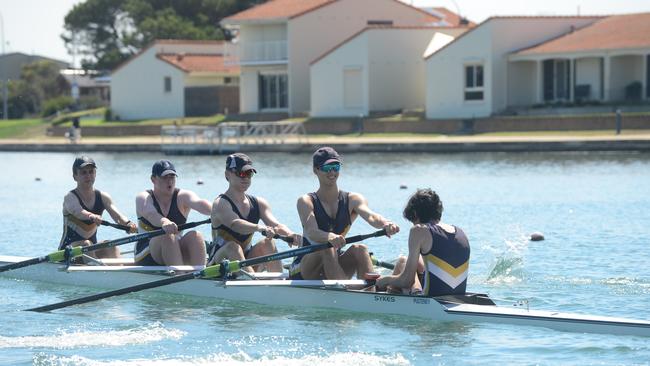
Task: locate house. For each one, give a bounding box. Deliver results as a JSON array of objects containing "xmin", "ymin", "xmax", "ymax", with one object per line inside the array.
[
  {"xmin": 0, "ymin": 52, "xmax": 69, "ymax": 81},
  {"xmin": 61, "ymin": 70, "xmax": 111, "ymax": 106},
  {"xmin": 425, "ymin": 13, "xmax": 650, "ymax": 119},
  {"xmin": 309, "ymin": 26, "xmax": 465, "ymax": 117},
  {"xmin": 110, "ymin": 40, "xmax": 240, "ymax": 120},
  {"xmin": 222, "ymin": 0, "xmax": 458, "ymax": 117}
]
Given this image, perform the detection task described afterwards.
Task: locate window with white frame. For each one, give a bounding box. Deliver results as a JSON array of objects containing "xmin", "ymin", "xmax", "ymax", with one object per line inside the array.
[
  {"xmin": 464, "ymin": 64, "xmax": 484, "ymax": 101},
  {"xmin": 164, "ymin": 77, "xmax": 172, "ymax": 93},
  {"xmin": 259, "ymin": 73, "xmax": 288, "ymax": 109}
]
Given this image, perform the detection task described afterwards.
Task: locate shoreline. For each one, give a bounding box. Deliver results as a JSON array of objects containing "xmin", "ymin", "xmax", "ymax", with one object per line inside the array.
[{"xmin": 1, "ymin": 133, "xmax": 650, "ymax": 154}]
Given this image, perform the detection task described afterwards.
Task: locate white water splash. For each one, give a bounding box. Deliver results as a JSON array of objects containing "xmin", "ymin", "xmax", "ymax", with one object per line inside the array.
[
  {"xmin": 33, "ymin": 352, "xmax": 411, "ymax": 366},
  {"xmin": 0, "ymin": 323, "xmax": 184, "ymax": 349}
]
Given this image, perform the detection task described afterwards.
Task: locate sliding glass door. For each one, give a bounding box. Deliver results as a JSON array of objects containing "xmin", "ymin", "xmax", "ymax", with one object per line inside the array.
[{"xmin": 259, "ymin": 74, "xmax": 288, "ymax": 110}]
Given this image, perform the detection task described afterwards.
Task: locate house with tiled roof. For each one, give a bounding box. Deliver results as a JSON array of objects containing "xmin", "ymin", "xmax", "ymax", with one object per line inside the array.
[
  {"xmin": 222, "ymin": 0, "xmax": 453, "ymax": 116},
  {"xmin": 425, "ymin": 13, "xmax": 650, "ymax": 119},
  {"xmin": 111, "ymin": 40, "xmax": 240, "ymax": 120}
]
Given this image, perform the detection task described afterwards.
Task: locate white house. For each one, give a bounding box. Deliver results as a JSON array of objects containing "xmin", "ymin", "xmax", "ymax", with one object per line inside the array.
[
  {"xmin": 111, "ymin": 40, "xmax": 240, "ymax": 120},
  {"xmin": 425, "ymin": 13, "xmax": 650, "ymax": 119},
  {"xmin": 310, "ymin": 26, "xmax": 464, "ymax": 117},
  {"xmin": 222, "ymin": 0, "xmax": 465, "ymax": 116}
]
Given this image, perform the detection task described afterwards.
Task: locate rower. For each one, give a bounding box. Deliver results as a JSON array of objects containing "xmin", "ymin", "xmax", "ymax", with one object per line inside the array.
[
  {"xmin": 60, "ymin": 156, "xmax": 137, "ymax": 259},
  {"xmin": 376, "ymin": 188, "xmax": 470, "ymax": 296},
  {"xmin": 290, "ymin": 147, "xmax": 399, "ymax": 280},
  {"xmin": 208, "ymin": 153, "xmax": 300, "ymax": 272},
  {"xmin": 134, "ymin": 160, "xmax": 212, "ymax": 266}
]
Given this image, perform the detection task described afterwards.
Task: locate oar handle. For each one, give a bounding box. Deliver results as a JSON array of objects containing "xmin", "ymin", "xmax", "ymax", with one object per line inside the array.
[
  {"xmin": 203, "ymin": 229, "xmax": 387, "ymax": 278},
  {"xmin": 46, "ymin": 218, "xmax": 211, "ymax": 262},
  {"xmin": 260, "ymin": 230, "xmax": 294, "ymax": 244},
  {"xmin": 100, "ymin": 220, "xmax": 131, "ymax": 233}
]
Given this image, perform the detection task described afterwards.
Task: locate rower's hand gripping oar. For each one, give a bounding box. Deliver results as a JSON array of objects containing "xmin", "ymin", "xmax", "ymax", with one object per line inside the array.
[
  {"xmin": 26, "ymin": 229, "xmax": 387, "ymax": 312},
  {"xmin": 0, "ymin": 219, "xmax": 211, "ymax": 274},
  {"xmin": 100, "ymin": 220, "xmax": 134, "ymax": 234}
]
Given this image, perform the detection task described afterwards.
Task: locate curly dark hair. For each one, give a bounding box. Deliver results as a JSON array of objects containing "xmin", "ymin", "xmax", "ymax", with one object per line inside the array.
[{"xmin": 403, "ymin": 188, "xmax": 443, "ymax": 223}]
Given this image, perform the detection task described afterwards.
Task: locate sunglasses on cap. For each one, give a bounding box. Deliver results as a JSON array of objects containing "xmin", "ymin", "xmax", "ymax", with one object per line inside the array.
[
  {"xmin": 319, "ymin": 163, "xmax": 341, "ymax": 173},
  {"xmin": 232, "ymin": 169, "xmax": 255, "ymax": 178}
]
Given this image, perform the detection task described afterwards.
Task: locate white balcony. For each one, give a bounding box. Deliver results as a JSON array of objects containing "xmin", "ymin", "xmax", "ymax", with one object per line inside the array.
[{"xmin": 225, "ymin": 40, "xmax": 288, "ymax": 66}]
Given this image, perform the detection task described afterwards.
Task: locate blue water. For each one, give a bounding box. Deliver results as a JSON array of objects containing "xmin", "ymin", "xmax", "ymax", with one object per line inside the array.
[{"xmin": 1, "ymin": 151, "xmax": 650, "ymax": 365}]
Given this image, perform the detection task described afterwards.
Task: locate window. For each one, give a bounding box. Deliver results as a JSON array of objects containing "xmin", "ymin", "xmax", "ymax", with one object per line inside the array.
[
  {"xmin": 259, "ymin": 74, "xmax": 288, "ymax": 109},
  {"xmin": 224, "ymin": 77, "xmax": 232, "ymax": 84},
  {"xmin": 164, "ymin": 77, "xmax": 172, "ymax": 93},
  {"xmin": 464, "ymin": 64, "xmax": 484, "ymax": 101}
]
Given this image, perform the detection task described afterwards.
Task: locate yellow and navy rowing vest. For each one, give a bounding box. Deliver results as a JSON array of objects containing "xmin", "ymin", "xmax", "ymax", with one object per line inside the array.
[
  {"xmin": 290, "ymin": 191, "xmax": 351, "ymax": 278},
  {"xmin": 134, "ymin": 189, "xmax": 186, "ymax": 264},
  {"xmin": 209, "ymin": 194, "xmax": 260, "ymax": 259},
  {"xmin": 421, "ymin": 223, "xmax": 470, "ymax": 297},
  {"xmin": 59, "ymin": 189, "xmax": 105, "ymax": 249}
]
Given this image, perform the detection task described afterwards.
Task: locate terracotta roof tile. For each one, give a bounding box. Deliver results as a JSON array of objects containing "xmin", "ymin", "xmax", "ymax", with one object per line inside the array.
[
  {"xmin": 157, "ymin": 54, "xmax": 239, "ymax": 74},
  {"xmin": 224, "ymin": 0, "xmax": 335, "ymax": 22},
  {"xmin": 515, "ymin": 13, "xmax": 650, "ymax": 55}
]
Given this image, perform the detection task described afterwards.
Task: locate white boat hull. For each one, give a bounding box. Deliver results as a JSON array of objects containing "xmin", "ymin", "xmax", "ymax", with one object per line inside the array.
[{"xmin": 2, "ymin": 255, "xmax": 650, "ymax": 337}]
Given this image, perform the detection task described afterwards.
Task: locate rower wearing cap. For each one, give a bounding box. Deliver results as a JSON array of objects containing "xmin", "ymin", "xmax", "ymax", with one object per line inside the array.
[
  {"xmin": 376, "ymin": 188, "xmax": 470, "ymax": 296},
  {"xmin": 209, "ymin": 153, "xmax": 300, "ymax": 273},
  {"xmin": 291, "ymin": 147, "xmax": 400, "ymax": 280},
  {"xmin": 135, "ymin": 160, "xmax": 212, "ymax": 266},
  {"xmin": 60, "ymin": 156, "xmax": 137, "ymax": 259}
]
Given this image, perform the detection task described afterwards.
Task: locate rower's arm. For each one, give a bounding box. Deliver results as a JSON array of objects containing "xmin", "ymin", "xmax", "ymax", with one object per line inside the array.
[
  {"xmin": 179, "ymin": 189, "xmax": 212, "ymax": 216},
  {"xmin": 297, "ymin": 194, "xmax": 337, "ymax": 244},
  {"xmin": 136, "ymin": 192, "xmax": 164, "ymax": 225},
  {"xmin": 381, "ymin": 225, "xmax": 428, "ymax": 289},
  {"xmin": 258, "ymin": 197, "xmax": 300, "ymax": 245},
  {"xmin": 349, "ymin": 192, "xmax": 400, "ymax": 237},
  {"xmin": 101, "ymin": 192, "xmax": 137, "ymax": 233}
]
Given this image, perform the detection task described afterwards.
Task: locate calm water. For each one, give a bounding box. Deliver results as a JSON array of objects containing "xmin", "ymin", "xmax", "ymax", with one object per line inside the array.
[{"xmin": 1, "ymin": 151, "xmax": 649, "ymax": 365}]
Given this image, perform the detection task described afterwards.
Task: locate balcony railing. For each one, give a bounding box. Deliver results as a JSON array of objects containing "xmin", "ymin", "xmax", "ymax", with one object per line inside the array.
[{"xmin": 225, "ymin": 40, "xmax": 288, "ymax": 65}]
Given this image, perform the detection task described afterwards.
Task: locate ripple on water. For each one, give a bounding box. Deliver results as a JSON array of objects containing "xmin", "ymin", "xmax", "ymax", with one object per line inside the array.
[
  {"xmin": 32, "ymin": 352, "xmax": 411, "ymax": 366},
  {"xmin": 0, "ymin": 323, "xmax": 184, "ymax": 349}
]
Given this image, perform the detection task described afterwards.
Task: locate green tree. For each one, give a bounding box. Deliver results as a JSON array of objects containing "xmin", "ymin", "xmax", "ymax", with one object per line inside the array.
[
  {"xmin": 62, "ymin": 0, "xmax": 267, "ymax": 70},
  {"xmin": 4, "ymin": 61, "xmax": 70, "ymax": 118}
]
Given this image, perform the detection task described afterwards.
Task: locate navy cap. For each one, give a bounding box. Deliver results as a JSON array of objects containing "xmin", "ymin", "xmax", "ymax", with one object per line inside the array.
[
  {"xmin": 152, "ymin": 160, "xmax": 177, "ymax": 177},
  {"xmin": 72, "ymin": 156, "xmax": 96, "ymax": 173},
  {"xmin": 312, "ymin": 147, "xmax": 341, "ymax": 167},
  {"xmin": 226, "ymin": 153, "xmax": 257, "ymax": 173}
]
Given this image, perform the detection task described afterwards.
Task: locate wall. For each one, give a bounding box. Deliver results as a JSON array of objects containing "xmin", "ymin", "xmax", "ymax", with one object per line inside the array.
[
  {"xmin": 310, "ymin": 33, "xmax": 369, "ymax": 117},
  {"xmin": 507, "ymin": 61, "xmax": 536, "ymax": 106},
  {"xmin": 238, "ymin": 65, "xmax": 288, "ymax": 113},
  {"xmin": 111, "ymin": 47, "xmax": 185, "ymax": 120}
]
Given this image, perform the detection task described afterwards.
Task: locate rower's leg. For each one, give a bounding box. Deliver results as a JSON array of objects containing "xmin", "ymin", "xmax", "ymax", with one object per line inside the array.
[
  {"xmin": 92, "ymin": 242, "xmax": 120, "ymax": 260},
  {"xmin": 301, "ymin": 249, "xmax": 346, "ymax": 280},
  {"xmin": 248, "ymin": 238, "xmax": 280, "ymax": 272},
  {"xmin": 386, "ymin": 256, "xmax": 422, "ymax": 294},
  {"xmin": 179, "ymin": 230, "xmax": 206, "ymax": 266},
  {"xmin": 149, "ymin": 235, "xmax": 183, "ymax": 266},
  {"xmin": 208, "ymin": 242, "xmax": 251, "ymax": 272},
  {"xmin": 339, "ymin": 244, "xmax": 372, "ymax": 279}
]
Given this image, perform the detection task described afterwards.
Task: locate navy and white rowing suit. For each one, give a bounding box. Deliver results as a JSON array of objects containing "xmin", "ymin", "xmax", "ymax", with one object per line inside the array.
[
  {"xmin": 208, "ymin": 194, "xmax": 260, "ymax": 263},
  {"xmin": 289, "ymin": 191, "xmax": 351, "ymax": 279},
  {"xmin": 134, "ymin": 189, "xmax": 187, "ymax": 265},
  {"xmin": 59, "ymin": 189, "xmax": 105, "ymax": 249},
  {"xmin": 420, "ymin": 223, "xmax": 470, "ymax": 296}
]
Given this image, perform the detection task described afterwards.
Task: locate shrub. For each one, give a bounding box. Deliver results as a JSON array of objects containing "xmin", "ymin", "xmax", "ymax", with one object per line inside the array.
[{"xmin": 41, "ymin": 96, "xmax": 75, "ymax": 117}]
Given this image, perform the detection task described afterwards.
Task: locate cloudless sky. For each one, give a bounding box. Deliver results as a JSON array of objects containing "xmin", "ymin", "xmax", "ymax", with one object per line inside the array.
[{"xmin": 1, "ymin": 0, "xmax": 648, "ymax": 66}]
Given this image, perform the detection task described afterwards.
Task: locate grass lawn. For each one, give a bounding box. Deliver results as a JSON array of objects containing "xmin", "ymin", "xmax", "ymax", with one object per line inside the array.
[{"xmin": 0, "ymin": 119, "xmax": 51, "ymax": 139}]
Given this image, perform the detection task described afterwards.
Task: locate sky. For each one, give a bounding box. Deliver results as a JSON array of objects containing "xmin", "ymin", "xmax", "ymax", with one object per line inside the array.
[{"xmin": 1, "ymin": 0, "xmax": 649, "ymax": 66}]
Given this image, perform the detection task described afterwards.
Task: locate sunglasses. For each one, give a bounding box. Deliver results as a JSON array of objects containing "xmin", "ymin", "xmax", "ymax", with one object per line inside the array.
[
  {"xmin": 232, "ymin": 170, "xmax": 255, "ymax": 178},
  {"xmin": 320, "ymin": 163, "xmax": 341, "ymax": 173}
]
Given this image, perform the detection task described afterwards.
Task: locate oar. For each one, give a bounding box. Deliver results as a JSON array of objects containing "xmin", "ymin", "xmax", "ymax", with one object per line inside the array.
[
  {"xmin": 371, "ymin": 255, "xmax": 395, "ymax": 270},
  {"xmin": 27, "ymin": 229, "xmax": 386, "ymax": 312},
  {"xmin": 100, "ymin": 220, "xmax": 132, "ymax": 233},
  {"xmin": 0, "ymin": 219, "xmax": 211, "ymax": 274}
]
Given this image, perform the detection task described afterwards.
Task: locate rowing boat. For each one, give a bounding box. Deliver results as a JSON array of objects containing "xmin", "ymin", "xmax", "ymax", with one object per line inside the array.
[{"xmin": 1, "ymin": 254, "xmax": 650, "ymax": 337}]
